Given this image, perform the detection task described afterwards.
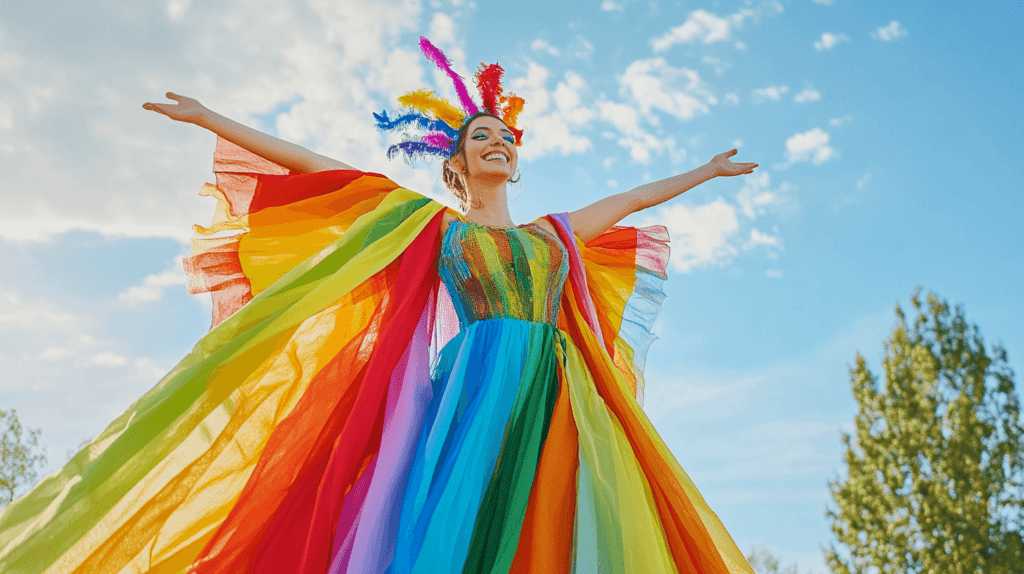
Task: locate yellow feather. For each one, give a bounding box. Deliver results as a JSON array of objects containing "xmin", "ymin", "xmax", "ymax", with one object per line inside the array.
[{"xmin": 397, "ymin": 90, "xmax": 465, "ymax": 128}]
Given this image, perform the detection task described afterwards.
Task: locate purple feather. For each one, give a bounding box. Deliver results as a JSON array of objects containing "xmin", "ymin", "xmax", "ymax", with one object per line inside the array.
[
  {"xmin": 387, "ymin": 141, "xmax": 452, "ymax": 164},
  {"xmin": 419, "ymin": 36, "xmax": 479, "ymax": 116}
]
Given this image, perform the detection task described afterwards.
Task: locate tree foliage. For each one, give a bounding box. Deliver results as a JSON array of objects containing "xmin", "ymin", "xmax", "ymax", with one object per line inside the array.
[
  {"xmin": 0, "ymin": 408, "xmax": 46, "ymax": 507},
  {"xmin": 826, "ymin": 289, "xmax": 1024, "ymax": 573},
  {"xmin": 747, "ymin": 546, "xmax": 800, "ymax": 574}
]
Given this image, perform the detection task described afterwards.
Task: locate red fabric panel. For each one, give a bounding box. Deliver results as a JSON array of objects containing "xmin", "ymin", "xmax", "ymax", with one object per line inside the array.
[
  {"xmin": 253, "ymin": 213, "xmax": 442, "ymax": 574},
  {"xmin": 182, "ymin": 239, "xmax": 254, "ymax": 329},
  {"xmin": 189, "ymin": 213, "xmax": 443, "ymax": 573},
  {"xmin": 249, "ymin": 170, "xmax": 386, "ymax": 213},
  {"xmin": 189, "ymin": 296, "xmax": 385, "ymax": 573}
]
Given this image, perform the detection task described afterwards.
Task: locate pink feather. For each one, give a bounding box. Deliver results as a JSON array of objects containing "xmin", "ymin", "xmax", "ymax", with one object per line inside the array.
[
  {"xmin": 422, "ymin": 132, "xmax": 454, "ymax": 149},
  {"xmin": 419, "ymin": 36, "xmax": 479, "ymax": 116}
]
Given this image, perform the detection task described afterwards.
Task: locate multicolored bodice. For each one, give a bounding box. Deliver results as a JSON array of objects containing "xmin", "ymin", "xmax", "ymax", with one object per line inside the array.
[{"xmin": 439, "ymin": 219, "xmax": 569, "ymax": 327}]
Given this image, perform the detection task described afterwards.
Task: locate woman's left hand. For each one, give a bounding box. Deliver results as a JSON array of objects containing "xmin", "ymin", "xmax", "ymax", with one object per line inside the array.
[{"xmin": 709, "ymin": 149, "xmax": 758, "ymax": 177}]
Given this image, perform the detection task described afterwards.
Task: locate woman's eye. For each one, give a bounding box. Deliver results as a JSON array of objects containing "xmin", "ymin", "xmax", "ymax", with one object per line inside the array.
[
  {"xmin": 472, "ymin": 133, "xmax": 487, "ymax": 140},
  {"xmin": 502, "ymin": 136, "xmax": 514, "ymax": 144}
]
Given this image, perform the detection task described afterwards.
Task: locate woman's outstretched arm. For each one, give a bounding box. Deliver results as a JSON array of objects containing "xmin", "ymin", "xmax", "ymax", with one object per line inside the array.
[
  {"xmin": 567, "ymin": 149, "xmax": 757, "ymax": 243},
  {"xmin": 143, "ymin": 92, "xmax": 355, "ymax": 174}
]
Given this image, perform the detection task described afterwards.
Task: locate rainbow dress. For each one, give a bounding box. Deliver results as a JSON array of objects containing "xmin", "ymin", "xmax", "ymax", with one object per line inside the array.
[{"xmin": 0, "ymin": 140, "xmax": 753, "ymax": 574}]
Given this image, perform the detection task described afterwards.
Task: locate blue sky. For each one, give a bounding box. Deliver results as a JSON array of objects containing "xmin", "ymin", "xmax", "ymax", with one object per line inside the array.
[{"xmin": 2, "ymin": 0, "xmax": 1022, "ymax": 571}]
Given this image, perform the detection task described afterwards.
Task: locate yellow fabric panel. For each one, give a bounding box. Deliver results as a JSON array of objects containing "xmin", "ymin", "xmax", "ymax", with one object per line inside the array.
[
  {"xmin": 561, "ymin": 337, "xmax": 679, "ymax": 574},
  {"xmin": 564, "ymin": 298, "xmax": 754, "ymax": 574},
  {"xmin": 47, "ymin": 285, "xmax": 383, "ymax": 574},
  {"xmin": 240, "ymin": 177, "xmax": 398, "ymax": 295}
]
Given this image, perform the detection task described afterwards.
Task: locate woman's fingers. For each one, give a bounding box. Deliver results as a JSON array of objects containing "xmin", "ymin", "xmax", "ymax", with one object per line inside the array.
[{"xmin": 166, "ymin": 92, "xmax": 181, "ymax": 102}]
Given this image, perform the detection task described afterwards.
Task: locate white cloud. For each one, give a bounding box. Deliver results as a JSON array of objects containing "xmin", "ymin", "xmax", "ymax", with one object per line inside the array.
[
  {"xmin": 812, "ymin": 0, "xmax": 834, "ymax": 5},
  {"xmin": 736, "ymin": 170, "xmax": 778, "ymax": 219},
  {"xmin": 428, "ymin": 12, "xmax": 456, "ymax": 46},
  {"xmin": 91, "ymin": 352, "xmax": 127, "ymax": 367},
  {"xmin": 745, "ymin": 227, "xmax": 781, "ymax": 250},
  {"xmin": 765, "ymin": 269, "xmax": 783, "ymax": 278},
  {"xmin": 116, "ymin": 257, "xmax": 187, "ymax": 306},
  {"xmin": 872, "ymin": 20, "xmax": 908, "ymax": 41},
  {"xmin": 511, "ymin": 63, "xmax": 595, "ymax": 161},
  {"xmin": 620, "ymin": 58, "xmax": 717, "ymax": 121},
  {"xmin": 0, "ymin": 0, "xmax": 433, "ymax": 243},
  {"xmin": 597, "ymin": 100, "xmax": 683, "ymax": 165},
  {"xmin": 830, "ymin": 114, "xmax": 853, "ymax": 126},
  {"xmin": 793, "ymin": 87, "xmax": 821, "ymax": 103},
  {"xmin": 724, "ymin": 93, "xmax": 739, "ymax": 105},
  {"xmin": 856, "ymin": 172, "xmax": 871, "ymax": 190},
  {"xmin": 813, "ymin": 32, "xmax": 849, "ymax": 51},
  {"xmin": 652, "ymin": 9, "xmax": 754, "ymax": 52},
  {"xmin": 600, "ymin": 0, "xmax": 637, "ymax": 11},
  {"xmin": 0, "ymin": 285, "xmax": 178, "ymax": 477},
  {"xmin": 166, "ymin": 0, "xmax": 191, "ymax": 21},
  {"xmin": 650, "ymin": 198, "xmax": 741, "ymax": 272},
  {"xmin": 751, "ymin": 85, "xmax": 789, "ymax": 103},
  {"xmin": 569, "ymin": 36, "xmax": 594, "ymax": 59},
  {"xmin": 785, "ymin": 127, "xmax": 835, "ymax": 165},
  {"xmin": 530, "ymin": 38, "xmax": 560, "ymax": 57}
]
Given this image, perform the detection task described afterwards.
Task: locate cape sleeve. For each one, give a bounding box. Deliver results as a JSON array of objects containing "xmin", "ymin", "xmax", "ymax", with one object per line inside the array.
[
  {"xmin": 0, "ymin": 139, "xmax": 449, "ymax": 573},
  {"xmin": 550, "ymin": 214, "xmax": 753, "ymax": 574},
  {"xmin": 183, "ymin": 137, "xmax": 417, "ymax": 327},
  {"xmin": 547, "ymin": 212, "xmax": 669, "ymax": 405}
]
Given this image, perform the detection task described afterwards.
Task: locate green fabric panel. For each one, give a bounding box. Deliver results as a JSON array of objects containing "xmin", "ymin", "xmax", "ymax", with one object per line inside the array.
[
  {"xmin": 461, "ymin": 326, "xmax": 560, "ymax": 574},
  {"xmin": 0, "ymin": 194, "xmax": 438, "ymax": 574}
]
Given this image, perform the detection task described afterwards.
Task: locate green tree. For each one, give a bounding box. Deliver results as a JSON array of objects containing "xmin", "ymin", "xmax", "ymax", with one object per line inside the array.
[
  {"xmin": 0, "ymin": 408, "xmax": 46, "ymax": 507},
  {"xmin": 826, "ymin": 289, "xmax": 1024, "ymax": 574},
  {"xmin": 747, "ymin": 546, "xmax": 799, "ymax": 574}
]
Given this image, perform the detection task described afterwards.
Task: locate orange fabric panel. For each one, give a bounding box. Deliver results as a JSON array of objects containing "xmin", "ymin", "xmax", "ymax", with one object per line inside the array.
[{"xmin": 509, "ymin": 355, "xmax": 579, "ymax": 573}]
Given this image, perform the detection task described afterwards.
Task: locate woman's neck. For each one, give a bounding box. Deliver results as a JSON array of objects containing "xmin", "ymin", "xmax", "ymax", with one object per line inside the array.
[{"xmin": 463, "ymin": 180, "xmax": 515, "ymax": 227}]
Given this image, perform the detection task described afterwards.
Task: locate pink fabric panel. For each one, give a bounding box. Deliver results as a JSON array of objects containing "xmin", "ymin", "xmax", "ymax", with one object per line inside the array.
[
  {"xmin": 331, "ymin": 296, "xmax": 436, "ymax": 573},
  {"xmin": 548, "ymin": 212, "xmax": 605, "ymax": 346}
]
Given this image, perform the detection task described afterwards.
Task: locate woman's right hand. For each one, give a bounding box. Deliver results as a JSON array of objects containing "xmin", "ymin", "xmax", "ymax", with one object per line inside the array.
[{"xmin": 143, "ymin": 92, "xmax": 209, "ymax": 125}]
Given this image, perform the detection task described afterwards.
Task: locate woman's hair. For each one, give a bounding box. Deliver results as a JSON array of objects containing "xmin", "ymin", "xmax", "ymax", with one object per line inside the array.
[{"xmin": 441, "ymin": 112, "xmax": 519, "ymax": 210}]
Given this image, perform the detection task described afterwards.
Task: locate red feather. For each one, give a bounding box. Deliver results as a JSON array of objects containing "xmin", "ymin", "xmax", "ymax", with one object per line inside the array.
[{"xmin": 475, "ymin": 63, "xmax": 504, "ymax": 115}]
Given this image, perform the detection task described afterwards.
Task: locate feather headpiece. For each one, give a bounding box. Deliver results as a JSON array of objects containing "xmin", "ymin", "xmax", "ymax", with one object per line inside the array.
[{"xmin": 375, "ymin": 37, "xmax": 526, "ymax": 163}]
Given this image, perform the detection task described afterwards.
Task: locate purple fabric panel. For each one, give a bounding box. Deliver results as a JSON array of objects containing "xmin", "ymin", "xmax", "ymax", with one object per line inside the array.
[
  {"xmin": 327, "ymin": 454, "xmax": 378, "ymax": 573},
  {"xmin": 548, "ymin": 212, "xmax": 606, "ymax": 346},
  {"xmin": 341, "ymin": 297, "xmax": 436, "ymax": 573}
]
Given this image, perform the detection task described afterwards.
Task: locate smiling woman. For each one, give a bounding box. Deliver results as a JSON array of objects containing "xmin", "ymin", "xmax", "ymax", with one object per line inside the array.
[{"xmin": 0, "ymin": 36, "xmax": 757, "ymax": 574}]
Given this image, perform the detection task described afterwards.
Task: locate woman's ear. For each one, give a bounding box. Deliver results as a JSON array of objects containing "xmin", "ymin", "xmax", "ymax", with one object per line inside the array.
[{"xmin": 448, "ymin": 152, "xmax": 465, "ymax": 174}]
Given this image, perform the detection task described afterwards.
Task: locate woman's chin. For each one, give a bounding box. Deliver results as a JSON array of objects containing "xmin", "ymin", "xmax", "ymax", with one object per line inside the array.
[{"xmin": 472, "ymin": 165, "xmax": 514, "ymax": 182}]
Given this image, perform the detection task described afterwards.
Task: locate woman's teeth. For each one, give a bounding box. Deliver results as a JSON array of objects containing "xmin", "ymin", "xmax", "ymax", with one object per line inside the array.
[{"xmin": 484, "ymin": 153, "xmax": 508, "ymax": 162}]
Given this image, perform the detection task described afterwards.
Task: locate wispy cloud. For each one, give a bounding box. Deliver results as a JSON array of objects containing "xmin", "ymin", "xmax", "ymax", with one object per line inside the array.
[
  {"xmin": 830, "ymin": 114, "xmax": 854, "ymax": 126},
  {"xmin": 511, "ymin": 63, "xmax": 595, "ymax": 161},
  {"xmin": 793, "ymin": 87, "xmax": 821, "ymax": 103},
  {"xmin": 785, "ymin": 127, "xmax": 835, "ymax": 165},
  {"xmin": 814, "ymin": 32, "xmax": 850, "ymax": 51},
  {"xmin": 752, "ymin": 85, "xmax": 789, "ymax": 103},
  {"xmin": 651, "ymin": 8, "xmax": 753, "ymax": 52},
  {"xmin": 116, "ymin": 257, "xmax": 187, "ymax": 306},
  {"xmin": 0, "ymin": 285, "xmax": 177, "ymax": 476},
  {"xmin": 530, "ymin": 38, "xmax": 560, "ymax": 57},
  {"xmin": 0, "ymin": 0, "xmax": 436, "ymax": 243},
  {"xmin": 871, "ymin": 20, "xmax": 908, "ymax": 41}
]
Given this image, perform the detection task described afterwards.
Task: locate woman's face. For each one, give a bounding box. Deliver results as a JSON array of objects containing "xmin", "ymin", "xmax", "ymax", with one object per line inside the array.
[{"xmin": 454, "ymin": 115, "xmax": 518, "ymax": 185}]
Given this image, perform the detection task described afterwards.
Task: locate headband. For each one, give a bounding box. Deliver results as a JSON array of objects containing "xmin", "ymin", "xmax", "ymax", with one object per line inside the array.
[{"xmin": 373, "ymin": 37, "xmax": 526, "ymax": 163}]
